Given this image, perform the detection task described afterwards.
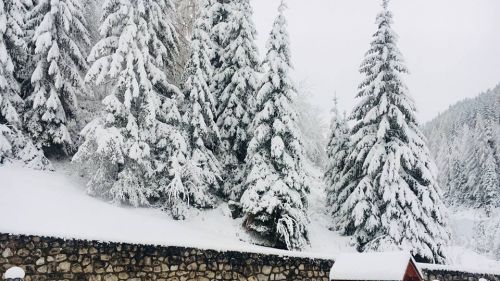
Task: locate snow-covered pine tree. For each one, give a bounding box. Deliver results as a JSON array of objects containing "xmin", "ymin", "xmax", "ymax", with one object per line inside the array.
[
  {"xmin": 332, "ymin": 0, "xmax": 449, "ymax": 263},
  {"xmin": 465, "ymin": 115, "xmax": 499, "ymax": 209},
  {"xmin": 0, "ymin": 0, "xmax": 24, "ymax": 163},
  {"xmin": 181, "ymin": 0, "xmax": 222, "ymax": 200},
  {"xmin": 24, "ymin": 0, "xmax": 90, "ymax": 156},
  {"xmin": 0, "ymin": 0, "xmax": 51, "ymax": 170},
  {"xmin": 73, "ymin": 0, "xmax": 211, "ymax": 215},
  {"xmin": 444, "ymin": 128, "xmax": 470, "ymax": 205},
  {"xmin": 324, "ymin": 96, "xmax": 350, "ymax": 217},
  {"xmin": 82, "ymin": 0, "xmax": 101, "ymax": 45},
  {"xmin": 294, "ymin": 83, "xmax": 328, "ymax": 167},
  {"xmin": 240, "ymin": 2, "xmax": 309, "ymax": 251},
  {"xmin": 423, "ymin": 85, "xmax": 500, "ymax": 209},
  {"xmin": 155, "ymin": 95, "xmax": 217, "ymax": 220},
  {"xmin": 214, "ymin": 0, "xmax": 260, "ymax": 200},
  {"xmin": 74, "ymin": 0, "xmax": 173, "ymax": 205},
  {"xmin": 208, "ymin": 0, "xmax": 231, "ymax": 74},
  {"xmin": 474, "ymin": 210, "xmax": 500, "ymax": 259},
  {"xmin": 3, "ymin": 0, "xmax": 30, "ymax": 82},
  {"xmin": 19, "ymin": 0, "xmax": 37, "ymax": 97},
  {"xmin": 144, "ymin": 0, "xmax": 218, "ymax": 216}
]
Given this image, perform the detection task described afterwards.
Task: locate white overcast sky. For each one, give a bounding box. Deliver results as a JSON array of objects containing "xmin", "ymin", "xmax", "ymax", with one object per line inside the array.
[{"xmin": 251, "ymin": 0, "xmax": 500, "ymax": 122}]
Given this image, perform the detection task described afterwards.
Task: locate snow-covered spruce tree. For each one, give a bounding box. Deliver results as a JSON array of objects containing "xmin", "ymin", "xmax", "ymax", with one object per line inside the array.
[
  {"xmin": 474, "ymin": 210, "xmax": 500, "ymax": 259},
  {"xmin": 294, "ymin": 83, "xmax": 328, "ymax": 167},
  {"xmin": 240, "ymin": 2, "xmax": 309, "ymax": 251},
  {"xmin": 214, "ymin": 0, "xmax": 260, "ymax": 200},
  {"xmin": 473, "ymin": 211, "xmax": 497, "ymax": 257},
  {"xmin": 208, "ymin": 0, "xmax": 231, "ymax": 74},
  {"xmin": 444, "ymin": 129, "xmax": 470, "ymax": 205},
  {"xmin": 24, "ymin": 0, "xmax": 90, "ymax": 156},
  {"xmin": 332, "ymin": 0, "xmax": 449, "ymax": 263},
  {"xmin": 181, "ymin": 0, "xmax": 222, "ymax": 199},
  {"xmin": 149, "ymin": 0, "xmax": 218, "ymax": 216},
  {"xmin": 464, "ymin": 115, "xmax": 499, "ymax": 209},
  {"xmin": 3, "ymin": 0, "xmax": 31, "ymax": 82},
  {"xmin": 0, "ymin": 0, "xmax": 22, "ymax": 163},
  {"xmin": 73, "ymin": 0, "xmax": 189, "ymax": 209},
  {"xmin": 155, "ymin": 96, "xmax": 218, "ymax": 219},
  {"xmin": 0, "ymin": 0, "xmax": 51, "ymax": 169},
  {"xmin": 422, "ymin": 86, "xmax": 500, "ymax": 209},
  {"xmin": 324, "ymin": 97, "xmax": 350, "ymax": 216}
]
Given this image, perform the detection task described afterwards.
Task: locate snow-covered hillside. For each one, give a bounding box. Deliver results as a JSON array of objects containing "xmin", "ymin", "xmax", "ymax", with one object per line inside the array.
[
  {"xmin": 0, "ymin": 162, "xmax": 350, "ymax": 259},
  {"xmin": 423, "ymin": 84, "xmax": 500, "ymax": 259},
  {"xmin": 423, "ymin": 84, "xmax": 500, "ymax": 210},
  {"xmin": 1, "ymin": 163, "xmax": 499, "ymax": 272}
]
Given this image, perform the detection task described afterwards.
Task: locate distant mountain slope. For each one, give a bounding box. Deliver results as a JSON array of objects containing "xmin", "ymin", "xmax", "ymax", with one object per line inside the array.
[
  {"xmin": 423, "ymin": 84, "xmax": 500, "ymax": 260},
  {"xmin": 423, "ymin": 84, "xmax": 500, "ymax": 209}
]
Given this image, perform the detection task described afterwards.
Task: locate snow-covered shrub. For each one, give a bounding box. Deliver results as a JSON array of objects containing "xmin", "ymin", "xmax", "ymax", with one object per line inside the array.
[{"xmin": 473, "ymin": 209, "xmax": 500, "ymax": 259}]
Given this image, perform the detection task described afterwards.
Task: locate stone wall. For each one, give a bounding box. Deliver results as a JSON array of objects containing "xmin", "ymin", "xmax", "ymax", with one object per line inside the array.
[
  {"xmin": 0, "ymin": 233, "xmax": 332, "ymax": 281},
  {"xmin": 2, "ymin": 233, "xmax": 500, "ymax": 281},
  {"xmin": 421, "ymin": 268, "xmax": 500, "ymax": 281}
]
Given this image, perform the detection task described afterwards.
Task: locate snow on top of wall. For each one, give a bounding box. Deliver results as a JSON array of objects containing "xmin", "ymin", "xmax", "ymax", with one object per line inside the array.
[
  {"xmin": 0, "ymin": 164, "xmax": 343, "ymax": 261},
  {"xmin": 418, "ymin": 262, "xmax": 500, "ymax": 276},
  {"xmin": 329, "ymin": 251, "xmax": 413, "ymax": 281},
  {"xmin": 4, "ymin": 266, "xmax": 25, "ymax": 279}
]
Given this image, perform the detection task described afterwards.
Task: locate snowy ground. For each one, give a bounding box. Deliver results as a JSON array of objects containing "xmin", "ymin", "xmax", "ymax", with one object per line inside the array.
[
  {"xmin": 0, "ymin": 162, "xmax": 349, "ymax": 259},
  {"xmin": 1, "ymin": 162, "xmax": 499, "ymax": 272}
]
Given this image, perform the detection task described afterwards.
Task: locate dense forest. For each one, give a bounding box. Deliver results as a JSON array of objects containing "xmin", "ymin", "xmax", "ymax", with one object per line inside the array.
[
  {"xmin": 423, "ymin": 84, "xmax": 500, "ymax": 259},
  {"xmin": 1, "ymin": 0, "xmax": 497, "ymax": 264}
]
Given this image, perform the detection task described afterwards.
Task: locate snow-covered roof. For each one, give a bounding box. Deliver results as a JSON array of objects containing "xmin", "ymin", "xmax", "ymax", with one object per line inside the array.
[
  {"xmin": 4, "ymin": 266, "xmax": 25, "ymax": 279},
  {"xmin": 330, "ymin": 251, "xmax": 417, "ymax": 281}
]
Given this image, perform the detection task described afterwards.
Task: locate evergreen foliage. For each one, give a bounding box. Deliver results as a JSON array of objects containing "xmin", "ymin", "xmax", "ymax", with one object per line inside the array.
[
  {"xmin": 180, "ymin": 0, "xmax": 222, "ymax": 213},
  {"xmin": 294, "ymin": 85, "xmax": 328, "ymax": 168},
  {"xmin": 3, "ymin": 0, "xmax": 30, "ymax": 82},
  {"xmin": 240, "ymin": 2, "xmax": 309, "ymax": 251},
  {"xmin": 208, "ymin": 0, "xmax": 231, "ymax": 73},
  {"xmin": 24, "ymin": 0, "xmax": 90, "ymax": 155},
  {"xmin": 324, "ymin": 97, "xmax": 350, "ymax": 217},
  {"xmin": 0, "ymin": 0, "xmax": 51, "ymax": 170},
  {"xmin": 331, "ymin": 0, "xmax": 449, "ymax": 263},
  {"xmin": 213, "ymin": 0, "xmax": 260, "ymax": 200},
  {"xmin": 423, "ymin": 85, "xmax": 500, "ymax": 210},
  {"xmin": 73, "ymin": 0, "xmax": 211, "ymax": 215}
]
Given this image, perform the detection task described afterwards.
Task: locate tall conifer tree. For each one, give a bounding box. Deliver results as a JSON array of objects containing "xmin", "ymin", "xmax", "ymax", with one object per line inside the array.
[
  {"xmin": 73, "ymin": 0, "xmax": 202, "ymax": 213},
  {"xmin": 465, "ymin": 115, "xmax": 499, "ymax": 209},
  {"xmin": 331, "ymin": 0, "xmax": 449, "ymax": 263},
  {"xmin": 240, "ymin": 2, "xmax": 309, "ymax": 251},
  {"xmin": 180, "ymin": 0, "xmax": 222, "ymax": 208},
  {"xmin": 0, "ymin": 0, "xmax": 51, "ymax": 169},
  {"xmin": 4, "ymin": 0, "xmax": 31, "ymax": 82},
  {"xmin": 324, "ymin": 97, "xmax": 350, "ymax": 217},
  {"xmin": 24, "ymin": 0, "xmax": 90, "ymax": 155},
  {"xmin": 213, "ymin": 0, "xmax": 260, "ymax": 200},
  {"xmin": 209, "ymin": 0, "xmax": 231, "ymax": 75}
]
